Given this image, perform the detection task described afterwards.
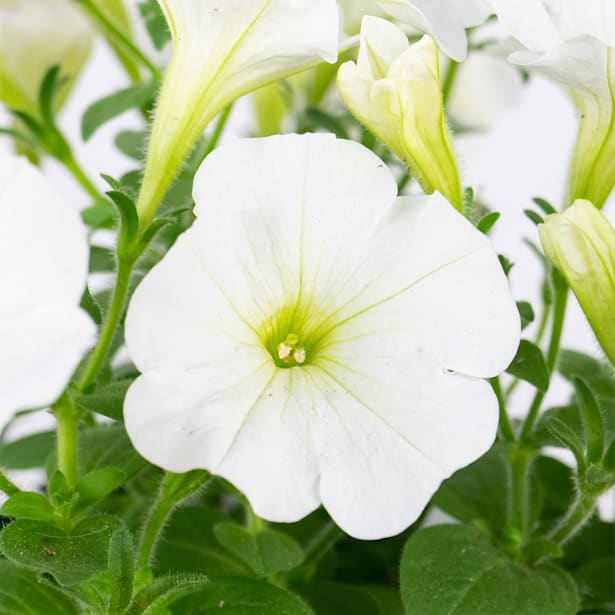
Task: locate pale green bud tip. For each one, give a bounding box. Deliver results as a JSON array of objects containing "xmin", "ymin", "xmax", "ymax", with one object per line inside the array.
[{"xmin": 540, "ymin": 199, "xmax": 615, "ymax": 365}]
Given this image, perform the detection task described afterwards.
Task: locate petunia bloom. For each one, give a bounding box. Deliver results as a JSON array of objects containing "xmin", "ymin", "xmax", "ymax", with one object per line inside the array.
[
  {"xmin": 540, "ymin": 200, "xmax": 615, "ymax": 366},
  {"xmin": 490, "ymin": 0, "xmax": 615, "ymax": 208},
  {"xmin": 0, "ymin": 0, "xmax": 92, "ymax": 118},
  {"xmin": 377, "ymin": 0, "xmax": 492, "ymax": 61},
  {"xmin": 136, "ymin": 0, "xmax": 339, "ymax": 227},
  {"xmin": 124, "ymin": 134, "xmax": 520, "ymax": 539},
  {"xmin": 0, "ymin": 156, "xmax": 95, "ymax": 422},
  {"xmin": 337, "ymin": 17, "xmax": 463, "ymax": 210}
]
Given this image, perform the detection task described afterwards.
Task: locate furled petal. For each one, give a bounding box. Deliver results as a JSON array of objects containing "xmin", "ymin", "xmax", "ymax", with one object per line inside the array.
[
  {"xmin": 125, "ymin": 133, "xmax": 520, "ymax": 538},
  {"xmin": 378, "ymin": 0, "xmax": 492, "ymax": 60},
  {"xmin": 338, "ymin": 18, "xmax": 462, "ymax": 208},
  {"xmin": 0, "ymin": 156, "xmax": 95, "ymax": 419},
  {"xmin": 136, "ymin": 0, "xmax": 339, "ymax": 226}
]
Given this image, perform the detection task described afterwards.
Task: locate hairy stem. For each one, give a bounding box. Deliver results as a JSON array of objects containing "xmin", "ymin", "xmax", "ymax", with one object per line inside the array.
[
  {"xmin": 548, "ymin": 492, "xmax": 596, "ymax": 547},
  {"xmin": 76, "ymin": 257, "xmax": 134, "ymax": 393},
  {"xmin": 491, "ymin": 377, "xmax": 515, "ymax": 442},
  {"xmin": 53, "ymin": 396, "xmax": 82, "ymax": 487}
]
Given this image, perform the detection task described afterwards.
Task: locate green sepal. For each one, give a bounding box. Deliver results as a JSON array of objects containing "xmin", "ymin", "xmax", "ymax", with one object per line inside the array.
[
  {"xmin": 524, "ymin": 209, "xmax": 544, "ymax": 225},
  {"xmin": 573, "ymin": 378, "xmax": 606, "ymax": 464},
  {"xmin": 108, "ymin": 527, "xmax": 135, "ymax": 612},
  {"xmin": 477, "ymin": 211, "xmax": 500, "ymax": 235},
  {"xmin": 532, "ymin": 197, "xmax": 556, "ymax": 215},
  {"xmin": 106, "ymin": 190, "xmax": 140, "ymax": 258},
  {"xmin": 498, "ymin": 254, "xmax": 514, "ymax": 276},
  {"xmin": 544, "ymin": 416, "xmax": 586, "ymax": 471},
  {"xmin": 505, "ymin": 339, "xmax": 549, "ymax": 392},
  {"xmin": 82, "ymin": 81, "xmax": 158, "ymax": 140},
  {"xmin": 0, "ymin": 492, "xmax": 55, "ymax": 522},
  {"xmin": 462, "ymin": 187, "xmax": 474, "ymax": 219},
  {"xmin": 522, "ymin": 537, "xmax": 564, "ymax": 562},
  {"xmin": 48, "ymin": 470, "xmax": 72, "ymax": 509},
  {"xmin": 38, "ymin": 65, "xmax": 66, "ymax": 127}
]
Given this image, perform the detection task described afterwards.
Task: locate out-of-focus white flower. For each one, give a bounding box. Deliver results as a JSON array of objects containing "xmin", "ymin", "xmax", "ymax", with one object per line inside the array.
[
  {"xmin": 540, "ymin": 199, "xmax": 615, "ymax": 365},
  {"xmin": 0, "ymin": 0, "xmax": 92, "ymax": 118},
  {"xmin": 378, "ymin": 0, "xmax": 492, "ymax": 61},
  {"xmin": 338, "ymin": 17, "xmax": 462, "ymax": 209},
  {"xmin": 339, "ymin": 0, "xmax": 385, "ymax": 36},
  {"xmin": 124, "ymin": 133, "xmax": 520, "ymax": 540},
  {"xmin": 0, "ymin": 156, "xmax": 96, "ymax": 422},
  {"xmin": 490, "ymin": 0, "xmax": 615, "ymax": 208},
  {"xmin": 136, "ymin": 0, "xmax": 339, "ymax": 227}
]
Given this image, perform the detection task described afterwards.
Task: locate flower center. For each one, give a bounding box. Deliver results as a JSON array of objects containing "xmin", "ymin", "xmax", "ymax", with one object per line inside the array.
[{"xmin": 276, "ymin": 333, "xmax": 306, "ymax": 367}]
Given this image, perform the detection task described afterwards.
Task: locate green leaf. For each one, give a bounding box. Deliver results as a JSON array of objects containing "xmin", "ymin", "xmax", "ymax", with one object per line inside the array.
[
  {"xmin": 170, "ymin": 578, "xmax": 315, "ymax": 615},
  {"xmin": 505, "ymin": 339, "xmax": 549, "ymax": 391},
  {"xmin": 82, "ymin": 81, "xmax": 158, "ymax": 140},
  {"xmin": 0, "ymin": 515, "xmax": 122, "ymax": 586},
  {"xmin": 533, "ymin": 197, "xmax": 556, "ymax": 215},
  {"xmin": 400, "ymin": 525, "xmax": 579, "ymax": 615},
  {"xmin": 115, "ymin": 130, "xmax": 147, "ymax": 160},
  {"xmin": 80, "ymin": 285, "xmax": 103, "ymax": 324},
  {"xmin": 498, "ymin": 254, "xmax": 514, "ymax": 276},
  {"xmin": 38, "ymin": 65, "xmax": 64, "ymax": 126},
  {"xmin": 524, "ymin": 209, "xmax": 544, "ymax": 225},
  {"xmin": 0, "ymin": 560, "xmax": 79, "ymax": 614},
  {"xmin": 155, "ymin": 507, "xmax": 252, "ymax": 577},
  {"xmin": 516, "ymin": 301, "xmax": 535, "ymax": 330},
  {"xmin": 138, "ymin": 0, "xmax": 171, "ymax": 50},
  {"xmin": 558, "ymin": 350, "xmax": 615, "ymax": 400},
  {"xmin": 74, "ymin": 379, "xmax": 133, "ymax": 421},
  {"xmin": 531, "ymin": 456, "xmax": 575, "ymax": 531},
  {"xmin": 299, "ymin": 582, "xmax": 381, "ymax": 615},
  {"xmin": 1, "ymin": 492, "xmax": 55, "ymax": 521},
  {"xmin": 544, "ymin": 416, "xmax": 586, "ymax": 469},
  {"xmin": 0, "ymin": 430, "xmax": 55, "ymax": 469},
  {"xmin": 573, "ymin": 378, "xmax": 606, "ymax": 463},
  {"xmin": 213, "ymin": 522, "xmax": 304, "ymax": 577},
  {"xmin": 477, "ymin": 211, "xmax": 500, "ymax": 235},
  {"xmin": 433, "ymin": 446, "xmax": 509, "ymax": 532},
  {"xmin": 89, "ymin": 245, "xmax": 116, "ymax": 273},
  {"xmin": 73, "ymin": 467, "xmax": 125, "ymax": 515},
  {"xmin": 81, "ymin": 197, "xmax": 116, "ymax": 230},
  {"xmin": 108, "ymin": 527, "xmax": 135, "ymax": 612},
  {"xmin": 107, "ymin": 190, "xmax": 139, "ymax": 253}
]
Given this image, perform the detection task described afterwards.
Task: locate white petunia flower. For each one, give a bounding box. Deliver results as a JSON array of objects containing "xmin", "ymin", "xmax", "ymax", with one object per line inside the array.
[
  {"xmin": 124, "ymin": 134, "xmax": 520, "ymax": 539},
  {"xmin": 136, "ymin": 0, "xmax": 339, "ymax": 227},
  {"xmin": 490, "ymin": 0, "xmax": 615, "ymax": 208},
  {"xmin": 0, "ymin": 156, "xmax": 96, "ymax": 422},
  {"xmin": 377, "ymin": 0, "xmax": 492, "ymax": 61}
]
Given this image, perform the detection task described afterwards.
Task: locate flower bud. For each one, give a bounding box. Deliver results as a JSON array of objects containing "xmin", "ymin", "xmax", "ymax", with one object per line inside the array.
[
  {"xmin": 0, "ymin": 0, "xmax": 92, "ymax": 118},
  {"xmin": 539, "ymin": 200, "xmax": 615, "ymax": 365},
  {"xmin": 337, "ymin": 16, "xmax": 462, "ymax": 209}
]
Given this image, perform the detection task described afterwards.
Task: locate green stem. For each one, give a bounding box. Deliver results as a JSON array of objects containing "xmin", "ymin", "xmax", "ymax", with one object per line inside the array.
[
  {"xmin": 0, "ymin": 470, "xmax": 20, "ymax": 496},
  {"xmin": 62, "ymin": 152, "xmax": 99, "ymax": 200},
  {"xmin": 442, "ymin": 59, "xmax": 460, "ymax": 106},
  {"xmin": 548, "ymin": 493, "xmax": 596, "ymax": 547},
  {"xmin": 303, "ymin": 521, "xmax": 344, "ymax": 567},
  {"xmin": 491, "ymin": 377, "xmax": 515, "ymax": 442},
  {"xmin": 79, "ymin": 0, "xmax": 161, "ymax": 82},
  {"xmin": 137, "ymin": 471, "xmax": 210, "ymax": 572},
  {"xmin": 520, "ymin": 285, "xmax": 569, "ymax": 442},
  {"xmin": 53, "ymin": 396, "xmax": 82, "ymax": 487},
  {"xmin": 508, "ymin": 448, "xmax": 534, "ymax": 547},
  {"xmin": 76, "ymin": 257, "xmax": 134, "ymax": 393}
]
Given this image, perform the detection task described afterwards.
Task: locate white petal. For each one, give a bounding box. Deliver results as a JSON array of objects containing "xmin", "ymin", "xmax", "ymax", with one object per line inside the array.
[
  {"xmin": 124, "ymin": 366, "xmax": 321, "ymax": 521},
  {"xmin": 0, "ymin": 305, "xmax": 96, "ymax": 419},
  {"xmin": 0, "ymin": 156, "xmax": 89, "ymax": 317},
  {"xmin": 378, "ymin": 0, "xmax": 491, "ymax": 60},
  {"xmin": 311, "ymin": 367, "xmax": 497, "ymax": 539}
]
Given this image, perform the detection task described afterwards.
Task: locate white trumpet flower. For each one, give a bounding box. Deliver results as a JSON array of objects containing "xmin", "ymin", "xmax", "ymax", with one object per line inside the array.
[
  {"xmin": 136, "ymin": 0, "xmax": 339, "ymax": 227},
  {"xmin": 124, "ymin": 134, "xmax": 520, "ymax": 539},
  {"xmin": 0, "ymin": 156, "xmax": 95, "ymax": 421},
  {"xmin": 490, "ymin": 0, "xmax": 615, "ymax": 208},
  {"xmin": 377, "ymin": 0, "xmax": 492, "ymax": 61}
]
